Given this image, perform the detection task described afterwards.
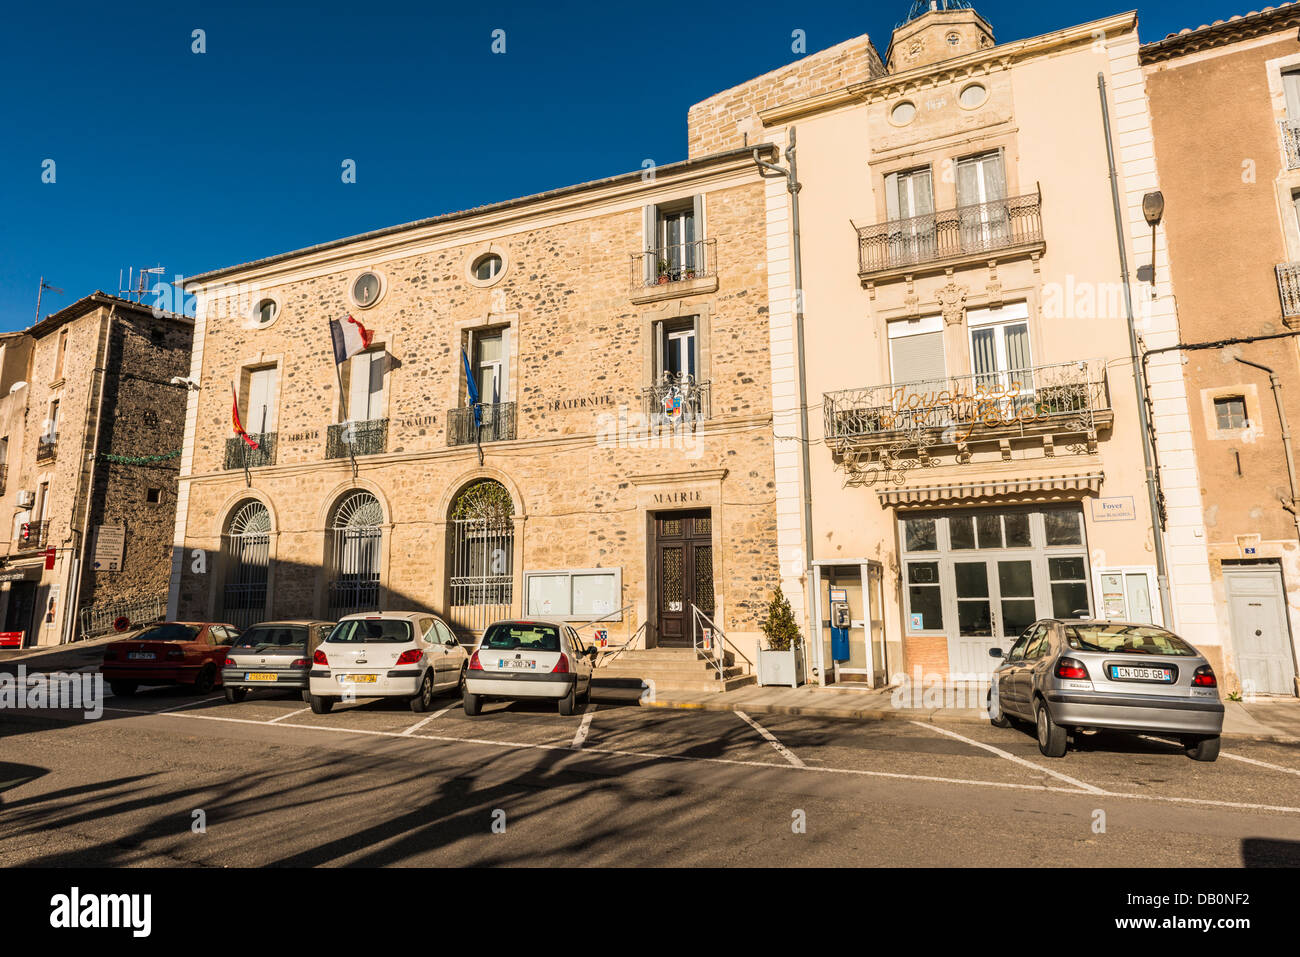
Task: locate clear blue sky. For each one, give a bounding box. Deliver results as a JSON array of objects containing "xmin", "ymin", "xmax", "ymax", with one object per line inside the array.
[{"xmin": 0, "ymin": 0, "xmax": 1235, "ymax": 331}]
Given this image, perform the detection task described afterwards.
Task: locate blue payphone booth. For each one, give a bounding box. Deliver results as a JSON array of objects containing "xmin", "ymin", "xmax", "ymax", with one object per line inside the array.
[{"xmin": 829, "ymin": 587, "xmax": 850, "ymax": 662}]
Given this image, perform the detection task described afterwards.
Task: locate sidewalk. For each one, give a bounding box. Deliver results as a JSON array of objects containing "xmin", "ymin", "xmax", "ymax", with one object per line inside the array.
[{"xmin": 641, "ymin": 681, "xmax": 1300, "ymax": 743}]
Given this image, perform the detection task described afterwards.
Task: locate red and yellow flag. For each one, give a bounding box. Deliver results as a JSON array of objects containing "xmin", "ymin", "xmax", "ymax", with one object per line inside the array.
[{"xmin": 231, "ymin": 385, "xmax": 260, "ymax": 450}]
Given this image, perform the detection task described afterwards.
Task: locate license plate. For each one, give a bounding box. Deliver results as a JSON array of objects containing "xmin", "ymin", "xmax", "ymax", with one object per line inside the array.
[
  {"xmin": 499, "ymin": 659, "xmax": 536, "ymax": 670},
  {"xmin": 128, "ymin": 652, "xmax": 155, "ymax": 660},
  {"xmin": 245, "ymin": 673, "xmax": 278, "ymax": 682},
  {"xmin": 340, "ymin": 673, "xmax": 377, "ymax": 683},
  {"xmin": 1109, "ymin": 665, "xmax": 1173, "ymax": 683}
]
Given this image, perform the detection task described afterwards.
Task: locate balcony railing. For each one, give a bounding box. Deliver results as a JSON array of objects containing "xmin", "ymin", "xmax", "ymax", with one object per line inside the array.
[
  {"xmin": 17, "ymin": 520, "xmax": 48, "ymax": 550},
  {"xmin": 1278, "ymin": 262, "xmax": 1300, "ymax": 322},
  {"xmin": 856, "ymin": 191, "xmax": 1045, "ymax": 282},
  {"xmin": 631, "ymin": 239, "xmax": 717, "ymax": 290},
  {"xmin": 447, "ymin": 402, "xmax": 517, "ymax": 446},
  {"xmin": 1281, "ymin": 120, "xmax": 1300, "ymax": 170},
  {"xmin": 326, "ymin": 418, "xmax": 388, "ymax": 459},
  {"xmin": 824, "ymin": 359, "xmax": 1111, "ymax": 452},
  {"xmin": 224, "ymin": 433, "xmax": 277, "ymax": 470},
  {"xmin": 36, "ymin": 434, "xmax": 58, "ymax": 462},
  {"xmin": 642, "ymin": 373, "xmax": 711, "ymax": 429}
]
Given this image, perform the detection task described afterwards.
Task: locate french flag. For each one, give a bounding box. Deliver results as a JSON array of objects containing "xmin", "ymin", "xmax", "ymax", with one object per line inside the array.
[{"xmin": 329, "ymin": 315, "xmax": 374, "ymax": 364}]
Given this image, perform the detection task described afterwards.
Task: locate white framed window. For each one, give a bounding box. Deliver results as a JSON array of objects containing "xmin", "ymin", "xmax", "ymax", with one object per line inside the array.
[
  {"xmin": 467, "ymin": 328, "xmax": 509, "ymax": 406},
  {"xmin": 955, "ymin": 150, "xmax": 1006, "ymax": 207},
  {"xmin": 665, "ymin": 325, "xmax": 696, "ymax": 379},
  {"xmin": 967, "ymin": 302, "xmax": 1032, "ymax": 393},
  {"xmin": 345, "ymin": 348, "xmax": 386, "ymax": 422},
  {"xmin": 524, "ymin": 568, "xmax": 622, "ymax": 621},
  {"xmin": 642, "ymin": 196, "xmax": 704, "ymax": 283},
  {"xmin": 348, "ymin": 271, "xmax": 386, "ymax": 310}
]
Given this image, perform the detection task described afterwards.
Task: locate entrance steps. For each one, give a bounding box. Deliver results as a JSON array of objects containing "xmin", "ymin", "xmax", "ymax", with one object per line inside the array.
[{"xmin": 595, "ymin": 646, "xmax": 755, "ymax": 694}]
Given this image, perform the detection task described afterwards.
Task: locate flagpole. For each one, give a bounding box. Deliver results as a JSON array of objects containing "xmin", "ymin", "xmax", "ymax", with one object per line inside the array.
[{"xmin": 331, "ymin": 327, "xmax": 358, "ymax": 480}]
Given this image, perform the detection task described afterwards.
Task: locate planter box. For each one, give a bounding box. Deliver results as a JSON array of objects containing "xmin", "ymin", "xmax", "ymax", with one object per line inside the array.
[{"xmin": 757, "ymin": 646, "xmax": 806, "ymax": 688}]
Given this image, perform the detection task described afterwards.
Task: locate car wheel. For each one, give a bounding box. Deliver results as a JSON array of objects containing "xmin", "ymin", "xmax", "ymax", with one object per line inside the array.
[
  {"xmin": 1034, "ymin": 698, "xmax": 1068, "ymax": 758},
  {"xmin": 192, "ymin": 666, "xmax": 217, "ymax": 695},
  {"xmin": 109, "ymin": 680, "xmax": 137, "ymax": 697},
  {"xmin": 309, "ymin": 694, "xmax": 334, "ymax": 715},
  {"xmin": 558, "ymin": 683, "xmax": 577, "ymax": 716},
  {"xmin": 224, "ymin": 686, "xmax": 247, "ymax": 704},
  {"xmin": 410, "ymin": 672, "xmax": 434, "ymax": 713},
  {"xmin": 463, "ymin": 690, "xmax": 481, "ymax": 716},
  {"xmin": 987, "ymin": 686, "xmax": 1011, "ymax": 728},
  {"xmin": 457, "ymin": 665, "xmax": 467, "ymax": 694},
  {"xmin": 1185, "ymin": 735, "xmax": 1221, "ymax": 763}
]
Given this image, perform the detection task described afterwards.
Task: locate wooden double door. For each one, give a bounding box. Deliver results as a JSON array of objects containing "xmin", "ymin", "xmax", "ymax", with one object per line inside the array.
[{"xmin": 653, "ymin": 510, "xmax": 715, "ymax": 648}]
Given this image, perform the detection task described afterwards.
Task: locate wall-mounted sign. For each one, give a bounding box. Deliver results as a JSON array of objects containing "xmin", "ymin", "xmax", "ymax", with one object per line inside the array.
[
  {"xmin": 543, "ymin": 395, "xmax": 615, "ymax": 413},
  {"xmin": 910, "ymin": 612, "xmax": 924, "ymax": 630},
  {"xmin": 652, "ymin": 490, "xmax": 703, "ymax": 505},
  {"xmin": 395, "ymin": 415, "xmax": 437, "ymax": 429},
  {"xmin": 44, "ymin": 547, "xmax": 56, "ymax": 571},
  {"xmin": 92, "ymin": 525, "xmax": 125, "ymax": 571},
  {"xmin": 282, "ymin": 429, "xmax": 321, "ymax": 444},
  {"xmin": 1091, "ymin": 497, "xmax": 1136, "ymax": 523}
]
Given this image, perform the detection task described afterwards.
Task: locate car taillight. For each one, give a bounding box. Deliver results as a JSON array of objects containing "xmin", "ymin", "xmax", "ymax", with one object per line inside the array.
[
  {"xmin": 469, "ymin": 650, "xmax": 483, "ymax": 670},
  {"xmin": 313, "ymin": 649, "xmax": 328, "ymax": 666},
  {"xmin": 1055, "ymin": 657, "xmax": 1090, "ymax": 680},
  {"xmin": 291, "ymin": 659, "xmax": 309, "ymax": 669},
  {"xmin": 1193, "ymin": 665, "xmax": 1217, "ymax": 687},
  {"xmin": 395, "ymin": 649, "xmax": 424, "ymax": 665},
  {"xmin": 224, "ymin": 658, "xmax": 236, "ymax": 666},
  {"xmin": 552, "ymin": 654, "xmax": 570, "ymax": 674}
]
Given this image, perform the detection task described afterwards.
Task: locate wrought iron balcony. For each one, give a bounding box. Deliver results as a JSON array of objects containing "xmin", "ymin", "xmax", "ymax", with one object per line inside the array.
[
  {"xmin": 824, "ymin": 359, "xmax": 1111, "ymax": 454},
  {"xmin": 17, "ymin": 520, "xmax": 48, "ymax": 550},
  {"xmin": 326, "ymin": 418, "xmax": 388, "ymax": 459},
  {"xmin": 630, "ymin": 239, "xmax": 717, "ymax": 291},
  {"xmin": 1281, "ymin": 120, "xmax": 1300, "ymax": 170},
  {"xmin": 447, "ymin": 402, "xmax": 517, "ymax": 446},
  {"xmin": 856, "ymin": 191, "xmax": 1046, "ymax": 284},
  {"xmin": 36, "ymin": 434, "xmax": 58, "ymax": 462},
  {"xmin": 1277, "ymin": 262, "xmax": 1300, "ymax": 323},
  {"xmin": 642, "ymin": 373, "xmax": 711, "ymax": 429},
  {"xmin": 224, "ymin": 433, "xmax": 277, "ymax": 469}
]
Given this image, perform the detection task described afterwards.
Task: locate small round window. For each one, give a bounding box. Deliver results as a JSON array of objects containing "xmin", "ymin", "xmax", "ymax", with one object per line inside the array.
[
  {"xmin": 472, "ymin": 253, "xmax": 503, "ymax": 282},
  {"xmin": 959, "ymin": 83, "xmax": 988, "ymax": 109},
  {"xmin": 352, "ymin": 272, "xmax": 382, "ymax": 308},
  {"xmin": 254, "ymin": 299, "xmax": 277, "ymax": 325},
  {"xmin": 890, "ymin": 101, "xmax": 916, "ymax": 125}
]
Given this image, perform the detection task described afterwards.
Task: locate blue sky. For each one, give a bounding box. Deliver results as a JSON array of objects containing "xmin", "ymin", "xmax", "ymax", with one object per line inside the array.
[{"xmin": 0, "ymin": 0, "xmax": 1237, "ymax": 331}]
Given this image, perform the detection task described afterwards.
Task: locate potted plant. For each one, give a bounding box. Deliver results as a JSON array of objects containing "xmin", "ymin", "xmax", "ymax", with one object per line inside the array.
[
  {"xmin": 657, "ymin": 260, "xmax": 670, "ymax": 284},
  {"xmin": 756, "ymin": 585, "xmax": 806, "ymax": 687}
]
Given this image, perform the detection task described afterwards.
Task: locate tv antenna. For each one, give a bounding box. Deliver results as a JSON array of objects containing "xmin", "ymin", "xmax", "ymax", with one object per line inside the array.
[
  {"xmin": 119, "ymin": 265, "xmax": 166, "ymax": 303},
  {"xmin": 34, "ymin": 277, "xmax": 64, "ymax": 325}
]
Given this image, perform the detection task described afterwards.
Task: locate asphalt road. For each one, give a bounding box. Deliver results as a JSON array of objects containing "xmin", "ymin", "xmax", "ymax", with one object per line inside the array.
[{"xmin": 2, "ymin": 678, "xmax": 1299, "ymax": 867}]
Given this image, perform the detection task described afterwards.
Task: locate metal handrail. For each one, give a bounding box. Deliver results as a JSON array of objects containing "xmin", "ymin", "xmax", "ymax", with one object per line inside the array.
[
  {"xmin": 630, "ymin": 238, "xmax": 717, "ymax": 290},
  {"xmin": 596, "ymin": 621, "xmax": 647, "ymax": 668},
  {"xmin": 690, "ymin": 603, "xmax": 751, "ymax": 683}
]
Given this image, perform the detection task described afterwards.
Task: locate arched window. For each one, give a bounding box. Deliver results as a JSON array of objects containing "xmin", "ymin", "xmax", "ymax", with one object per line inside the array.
[
  {"xmin": 222, "ymin": 500, "xmax": 271, "ymax": 629},
  {"xmin": 326, "ymin": 491, "xmax": 384, "ymax": 618},
  {"xmin": 448, "ymin": 480, "xmax": 515, "ymax": 634}
]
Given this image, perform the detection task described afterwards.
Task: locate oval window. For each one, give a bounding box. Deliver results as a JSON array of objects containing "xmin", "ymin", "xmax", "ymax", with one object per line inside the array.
[
  {"xmin": 254, "ymin": 299, "xmax": 277, "ymax": 325},
  {"xmin": 959, "ymin": 83, "xmax": 987, "ymax": 109},
  {"xmin": 890, "ymin": 101, "xmax": 916, "ymax": 125},
  {"xmin": 472, "ymin": 253, "xmax": 503, "ymax": 282},
  {"xmin": 352, "ymin": 272, "xmax": 382, "ymax": 308}
]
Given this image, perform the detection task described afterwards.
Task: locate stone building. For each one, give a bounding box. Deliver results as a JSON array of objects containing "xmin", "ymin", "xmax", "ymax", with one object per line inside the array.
[
  {"xmin": 1142, "ymin": 3, "xmax": 1300, "ymax": 696},
  {"xmin": 0, "ymin": 293, "xmax": 194, "ymax": 648},
  {"xmin": 171, "ymin": 147, "xmax": 788, "ymax": 684},
  {"xmin": 689, "ymin": 1, "xmax": 1221, "ymax": 687}
]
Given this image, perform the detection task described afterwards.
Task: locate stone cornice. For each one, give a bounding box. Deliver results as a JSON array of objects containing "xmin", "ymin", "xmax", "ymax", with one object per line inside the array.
[{"xmin": 1139, "ymin": 4, "xmax": 1300, "ymax": 64}]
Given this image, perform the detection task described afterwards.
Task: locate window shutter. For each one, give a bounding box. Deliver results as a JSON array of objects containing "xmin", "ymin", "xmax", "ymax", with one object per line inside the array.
[
  {"xmin": 653, "ymin": 319, "xmax": 664, "ymax": 380},
  {"xmin": 956, "ymin": 157, "xmax": 979, "ymax": 207},
  {"xmin": 349, "ymin": 352, "xmax": 371, "ymax": 421},
  {"xmin": 643, "ymin": 205, "xmax": 657, "ymax": 284},
  {"xmin": 1286, "ymin": 70, "xmax": 1300, "ymax": 120},
  {"xmin": 499, "ymin": 327, "xmax": 511, "ymax": 397},
  {"xmin": 368, "ymin": 350, "xmax": 385, "ymax": 418},
  {"xmin": 912, "ymin": 168, "xmax": 934, "ymax": 216},
  {"xmin": 889, "ymin": 331, "xmax": 946, "ymax": 385},
  {"xmin": 885, "ymin": 172, "xmax": 900, "ymax": 221}
]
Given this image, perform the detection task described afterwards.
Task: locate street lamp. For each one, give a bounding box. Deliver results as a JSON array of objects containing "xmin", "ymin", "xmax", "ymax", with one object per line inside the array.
[{"xmin": 1142, "ymin": 191, "xmax": 1164, "ymax": 286}]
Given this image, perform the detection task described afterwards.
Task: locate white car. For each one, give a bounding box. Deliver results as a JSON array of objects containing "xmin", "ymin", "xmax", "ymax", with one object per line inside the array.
[
  {"xmin": 308, "ymin": 611, "xmax": 467, "ymax": 714},
  {"xmin": 464, "ymin": 619, "xmax": 596, "ymax": 716}
]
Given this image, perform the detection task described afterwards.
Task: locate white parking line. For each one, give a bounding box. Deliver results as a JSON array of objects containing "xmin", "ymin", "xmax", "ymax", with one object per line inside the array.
[
  {"xmin": 269, "ymin": 707, "xmax": 310, "ymax": 724},
  {"xmin": 911, "ymin": 721, "xmax": 1104, "ymax": 794},
  {"xmin": 1221, "ymin": 752, "xmax": 1300, "ymax": 776},
  {"xmin": 152, "ymin": 695, "xmax": 224, "ymax": 714},
  {"xmin": 89, "ymin": 705, "xmax": 1300, "ymax": 816},
  {"xmin": 401, "ymin": 703, "xmax": 455, "ymax": 736},
  {"xmin": 570, "ymin": 703, "xmax": 596, "ymax": 750},
  {"xmin": 736, "ymin": 710, "xmax": 805, "ymax": 768}
]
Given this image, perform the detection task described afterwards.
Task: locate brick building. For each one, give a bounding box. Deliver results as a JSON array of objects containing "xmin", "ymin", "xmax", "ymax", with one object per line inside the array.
[
  {"xmin": 0, "ymin": 293, "xmax": 194, "ymax": 647},
  {"xmin": 171, "ymin": 148, "xmax": 789, "ymax": 681}
]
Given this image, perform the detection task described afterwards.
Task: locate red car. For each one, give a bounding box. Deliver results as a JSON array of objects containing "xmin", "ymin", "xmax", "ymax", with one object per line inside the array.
[{"xmin": 101, "ymin": 621, "xmax": 241, "ymax": 697}]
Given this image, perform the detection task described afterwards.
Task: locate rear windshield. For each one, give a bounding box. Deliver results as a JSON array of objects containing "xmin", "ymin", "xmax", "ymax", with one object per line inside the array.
[
  {"xmin": 327, "ymin": 619, "xmax": 413, "ymax": 643},
  {"xmin": 137, "ymin": 624, "xmax": 201, "ymax": 642},
  {"xmin": 236, "ymin": 626, "xmax": 308, "ymax": 648},
  {"xmin": 1064, "ymin": 624, "xmax": 1198, "ymax": 657},
  {"xmin": 481, "ymin": 622, "xmax": 561, "ymax": 653}
]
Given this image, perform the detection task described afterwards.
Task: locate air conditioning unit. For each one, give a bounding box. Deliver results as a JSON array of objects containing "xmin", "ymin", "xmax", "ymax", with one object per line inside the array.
[{"xmin": 16, "ymin": 490, "xmax": 35, "ymax": 508}]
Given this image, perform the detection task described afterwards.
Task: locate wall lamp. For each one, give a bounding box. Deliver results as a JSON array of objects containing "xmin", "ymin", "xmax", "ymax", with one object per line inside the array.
[{"xmin": 1141, "ymin": 191, "xmax": 1164, "ymax": 286}]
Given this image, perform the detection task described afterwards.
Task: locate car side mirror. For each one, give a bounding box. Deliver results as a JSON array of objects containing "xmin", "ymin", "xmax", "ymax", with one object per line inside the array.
[{"xmin": 988, "ymin": 647, "xmax": 1003, "ymax": 659}]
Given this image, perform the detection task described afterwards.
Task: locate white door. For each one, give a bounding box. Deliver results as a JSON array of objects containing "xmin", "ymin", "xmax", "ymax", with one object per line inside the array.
[{"xmin": 1224, "ymin": 567, "xmax": 1296, "ymax": 696}]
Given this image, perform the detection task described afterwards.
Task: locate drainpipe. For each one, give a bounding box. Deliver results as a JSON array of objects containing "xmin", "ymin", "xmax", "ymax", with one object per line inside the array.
[
  {"xmin": 755, "ymin": 129, "xmax": 820, "ymax": 683},
  {"xmin": 1233, "ymin": 356, "xmax": 1300, "ymax": 548},
  {"xmin": 1098, "ymin": 73, "xmax": 1175, "ymax": 628}
]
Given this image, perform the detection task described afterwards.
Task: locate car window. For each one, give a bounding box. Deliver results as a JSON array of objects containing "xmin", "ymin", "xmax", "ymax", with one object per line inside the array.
[
  {"xmin": 417, "ymin": 618, "xmax": 436, "ymax": 643},
  {"xmin": 567, "ymin": 628, "xmax": 585, "ymax": 654},
  {"xmin": 236, "ymin": 626, "xmax": 308, "ymax": 648},
  {"xmin": 138, "ymin": 623, "xmax": 201, "ymax": 642},
  {"xmin": 1064, "ymin": 623, "xmax": 1199, "ymax": 657},
  {"xmin": 1025, "ymin": 628, "xmax": 1052, "ymax": 660},
  {"xmin": 327, "ymin": 619, "xmax": 414, "ymax": 643},
  {"xmin": 1007, "ymin": 629, "xmax": 1035, "ymax": 661},
  {"xmin": 434, "ymin": 620, "xmax": 457, "ymax": 646},
  {"xmin": 481, "ymin": 622, "xmax": 561, "ymax": 652}
]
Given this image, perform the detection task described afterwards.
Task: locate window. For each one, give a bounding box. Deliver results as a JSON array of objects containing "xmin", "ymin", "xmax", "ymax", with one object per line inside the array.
[
  {"xmin": 482, "ymin": 621, "xmax": 561, "ymax": 652},
  {"xmin": 472, "ymin": 331, "xmax": 508, "ymax": 405},
  {"xmin": 327, "ymin": 619, "xmax": 412, "ymax": 643},
  {"xmin": 643, "ymin": 196, "xmax": 705, "ymax": 284},
  {"xmin": 54, "ymin": 328, "xmax": 68, "ymax": 380},
  {"xmin": 1285, "ymin": 68, "xmax": 1300, "ymax": 121},
  {"xmin": 351, "ymin": 272, "xmax": 382, "ymax": 309},
  {"xmin": 433, "ymin": 620, "xmax": 457, "ymax": 645},
  {"xmin": 886, "ymin": 166, "xmax": 933, "ymax": 221},
  {"xmin": 36, "ymin": 481, "xmax": 49, "ymax": 522},
  {"xmin": 1049, "ymin": 556, "xmax": 1090, "ymax": 618},
  {"xmin": 968, "ymin": 303, "xmax": 1031, "ymax": 393},
  {"xmin": 958, "ymin": 83, "xmax": 987, "ymax": 109},
  {"xmin": 1214, "ymin": 395, "xmax": 1247, "ymax": 430},
  {"xmin": 905, "ymin": 561, "xmax": 943, "ymax": 630},
  {"xmin": 254, "ymin": 299, "xmax": 277, "ymax": 325},
  {"xmin": 46, "ymin": 399, "xmax": 60, "ymax": 441},
  {"xmin": 344, "ymin": 349, "xmax": 385, "ymax": 422},
  {"xmin": 956, "ymin": 150, "xmax": 1005, "ymax": 207},
  {"xmin": 524, "ymin": 568, "xmax": 622, "ymax": 620},
  {"xmin": 1097, "ymin": 569, "xmax": 1156, "ymax": 623},
  {"xmin": 244, "ymin": 365, "xmax": 279, "ymax": 435},
  {"xmin": 472, "ymin": 253, "xmax": 503, "ymax": 282},
  {"xmin": 151, "ymin": 326, "xmax": 165, "ymax": 346},
  {"xmin": 888, "ymin": 315, "xmax": 946, "ymax": 386},
  {"xmin": 1064, "ymin": 623, "xmax": 1197, "ymax": 656},
  {"xmin": 902, "ymin": 516, "xmax": 938, "ymax": 552},
  {"xmin": 660, "ymin": 319, "xmax": 697, "ymax": 380},
  {"xmin": 1042, "ymin": 507, "xmax": 1083, "ymax": 546},
  {"xmin": 146, "ymin": 488, "xmax": 162, "ymax": 504},
  {"xmin": 890, "ymin": 100, "xmax": 916, "ymax": 124}
]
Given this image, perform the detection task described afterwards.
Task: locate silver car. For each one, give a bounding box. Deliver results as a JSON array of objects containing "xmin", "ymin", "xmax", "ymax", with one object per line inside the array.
[
  {"xmin": 222, "ymin": 620, "xmax": 335, "ymax": 703},
  {"xmin": 987, "ymin": 619, "xmax": 1225, "ymax": 761}
]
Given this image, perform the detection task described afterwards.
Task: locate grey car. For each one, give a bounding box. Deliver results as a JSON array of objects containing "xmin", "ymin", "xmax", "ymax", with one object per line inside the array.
[
  {"xmin": 986, "ymin": 619, "xmax": 1225, "ymax": 761},
  {"xmin": 222, "ymin": 620, "xmax": 335, "ymax": 703}
]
